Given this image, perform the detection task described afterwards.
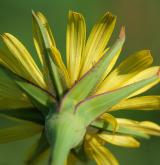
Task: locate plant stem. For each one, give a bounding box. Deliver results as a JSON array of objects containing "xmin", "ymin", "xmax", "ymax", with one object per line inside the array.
[{"xmin": 45, "ymin": 112, "xmax": 86, "ymax": 165}]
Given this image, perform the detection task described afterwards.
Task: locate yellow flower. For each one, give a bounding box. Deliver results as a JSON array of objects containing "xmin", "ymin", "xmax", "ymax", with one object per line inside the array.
[{"xmin": 0, "ymin": 10, "xmax": 160, "ymax": 165}]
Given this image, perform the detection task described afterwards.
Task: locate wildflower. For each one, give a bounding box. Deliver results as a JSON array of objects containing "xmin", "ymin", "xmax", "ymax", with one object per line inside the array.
[{"xmin": 0, "ymin": 10, "xmax": 160, "ymax": 165}]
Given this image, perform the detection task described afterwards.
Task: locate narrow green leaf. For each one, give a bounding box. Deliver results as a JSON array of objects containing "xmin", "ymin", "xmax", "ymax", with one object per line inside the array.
[
  {"xmin": 26, "ymin": 131, "xmax": 50, "ymax": 165},
  {"xmin": 60, "ymin": 27, "xmax": 125, "ymax": 112},
  {"xmin": 76, "ymin": 75, "xmax": 159, "ymax": 126}
]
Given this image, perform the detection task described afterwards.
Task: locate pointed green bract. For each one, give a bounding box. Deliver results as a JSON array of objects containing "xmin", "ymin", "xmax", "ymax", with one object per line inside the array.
[
  {"xmin": 32, "ymin": 11, "xmax": 65, "ymax": 98},
  {"xmin": 16, "ymin": 81, "xmax": 54, "ymax": 115},
  {"xmin": 76, "ymin": 75, "xmax": 159, "ymax": 126},
  {"xmin": 60, "ymin": 28, "xmax": 125, "ymax": 112},
  {"xmin": 32, "ymin": 11, "xmax": 53, "ymax": 86},
  {"xmin": 32, "ymin": 12, "xmax": 56, "ymax": 68},
  {"xmin": 48, "ymin": 53, "xmax": 64, "ymax": 98}
]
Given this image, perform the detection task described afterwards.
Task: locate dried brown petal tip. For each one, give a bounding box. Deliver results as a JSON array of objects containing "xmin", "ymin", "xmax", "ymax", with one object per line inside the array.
[
  {"xmin": 119, "ymin": 26, "xmax": 125, "ymax": 40},
  {"xmin": 157, "ymin": 68, "xmax": 160, "ymax": 77}
]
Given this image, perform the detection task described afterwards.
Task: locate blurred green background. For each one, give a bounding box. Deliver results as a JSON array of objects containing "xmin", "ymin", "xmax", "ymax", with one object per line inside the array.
[{"xmin": 0, "ymin": 0, "xmax": 160, "ymax": 164}]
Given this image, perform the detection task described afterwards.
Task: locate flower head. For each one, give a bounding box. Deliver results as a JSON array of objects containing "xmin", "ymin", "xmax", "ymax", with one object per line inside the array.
[{"xmin": 0, "ymin": 11, "xmax": 160, "ymax": 165}]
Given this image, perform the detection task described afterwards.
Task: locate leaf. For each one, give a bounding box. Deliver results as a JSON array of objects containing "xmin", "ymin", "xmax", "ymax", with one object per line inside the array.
[
  {"xmin": 76, "ymin": 74, "xmax": 159, "ymax": 126},
  {"xmin": 60, "ymin": 27, "xmax": 125, "ymax": 112}
]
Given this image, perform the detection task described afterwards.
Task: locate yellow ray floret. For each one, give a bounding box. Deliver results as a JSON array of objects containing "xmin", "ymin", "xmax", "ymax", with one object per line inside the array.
[
  {"xmin": 85, "ymin": 134, "xmax": 119, "ymax": 165},
  {"xmin": 66, "ymin": 11, "xmax": 86, "ymax": 85},
  {"xmin": 111, "ymin": 95, "xmax": 160, "ymax": 111},
  {"xmin": 117, "ymin": 118, "xmax": 160, "ymax": 136},
  {"xmin": 98, "ymin": 134, "xmax": 140, "ymax": 148},
  {"xmin": 80, "ymin": 12, "xmax": 116, "ymax": 77},
  {"xmin": 123, "ymin": 66, "xmax": 160, "ymax": 98},
  {"xmin": 96, "ymin": 50, "xmax": 153, "ymax": 94},
  {"xmin": 0, "ymin": 33, "xmax": 46, "ymax": 88}
]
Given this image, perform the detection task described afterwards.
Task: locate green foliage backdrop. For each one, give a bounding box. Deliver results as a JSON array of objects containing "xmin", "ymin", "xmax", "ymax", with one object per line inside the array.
[{"xmin": 0, "ymin": 0, "xmax": 160, "ymax": 164}]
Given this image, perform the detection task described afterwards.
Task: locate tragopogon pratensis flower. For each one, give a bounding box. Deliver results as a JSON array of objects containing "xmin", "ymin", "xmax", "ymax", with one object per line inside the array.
[{"xmin": 0, "ymin": 11, "xmax": 160, "ymax": 165}]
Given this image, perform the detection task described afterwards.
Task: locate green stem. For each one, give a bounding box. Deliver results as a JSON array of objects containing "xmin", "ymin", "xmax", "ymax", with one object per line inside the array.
[
  {"xmin": 49, "ymin": 134, "xmax": 71, "ymax": 165},
  {"xmin": 45, "ymin": 112, "xmax": 86, "ymax": 165}
]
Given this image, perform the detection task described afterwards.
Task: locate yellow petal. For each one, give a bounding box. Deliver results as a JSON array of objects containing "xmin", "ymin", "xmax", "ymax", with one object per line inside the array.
[
  {"xmin": 85, "ymin": 134, "xmax": 119, "ymax": 165},
  {"xmin": 80, "ymin": 12, "xmax": 116, "ymax": 77},
  {"xmin": 0, "ymin": 68, "xmax": 32, "ymax": 110},
  {"xmin": 98, "ymin": 133, "xmax": 140, "ymax": 148},
  {"xmin": 100, "ymin": 113, "xmax": 118, "ymax": 132},
  {"xmin": 117, "ymin": 118, "xmax": 160, "ymax": 136},
  {"xmin": 66, "ymin": 11, "xmax": 86, "ymax": 85},
  {"xmin": 111, "ymin": 96, "xmax": 160, "ymax": 111},
  {"xmin": 1, "ymin": 33, "xmax": 46, "ymax": 88},
  {"xmin": 96, "ymin": 50, "xmax": 153, "ymax": 94},
  {"xmin": 123, "ymin": 66, "xmax": 160, "ymax": 97}
]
